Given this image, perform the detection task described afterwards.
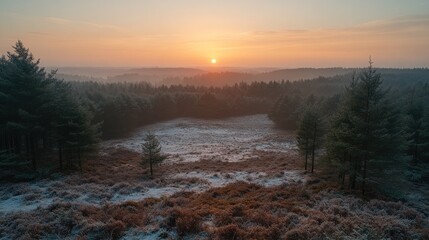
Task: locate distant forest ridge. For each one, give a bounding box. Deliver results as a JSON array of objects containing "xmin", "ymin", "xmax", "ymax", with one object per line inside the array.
[{"xmin": 50, "ymin": 67, "xmax": 429, "ymax": 87}]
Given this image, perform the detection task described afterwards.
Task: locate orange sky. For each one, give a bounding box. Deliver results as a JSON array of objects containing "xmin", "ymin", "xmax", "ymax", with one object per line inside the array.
[{"xmin": 1, "ymin": 1, "xmax": 429, "ymax": 67}]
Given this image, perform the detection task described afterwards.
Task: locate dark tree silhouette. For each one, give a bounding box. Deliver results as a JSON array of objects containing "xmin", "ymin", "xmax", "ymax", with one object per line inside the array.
[
  {"xmin": 0, "ymin": 41, "xmax": 99, "ymax": 178},
  {"xmin": 297, "ymin": 106, "xmax": 325, "ymax": 173},
  {"xmin": 326, "ymin": 61, "xmax": 405, "ymax": 195},
  {"xmin": 141, "ymin": 133, "xmax": 166, "ymax": 178}
]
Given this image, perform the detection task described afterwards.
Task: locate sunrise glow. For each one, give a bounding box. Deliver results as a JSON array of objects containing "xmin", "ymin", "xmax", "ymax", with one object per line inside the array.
[
  {"xmin": 1, "ymin": 1, "xmax": 429, "ymax": 67},
  {"xmin": 1, "ymin": 1, "xmax": 429, "ymax": 238}
]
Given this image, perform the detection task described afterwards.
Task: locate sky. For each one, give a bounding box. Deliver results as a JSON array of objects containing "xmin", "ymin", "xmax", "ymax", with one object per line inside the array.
[{"xmin": 1, "ymin": 0, "xmax": 429, "ymax": 68}]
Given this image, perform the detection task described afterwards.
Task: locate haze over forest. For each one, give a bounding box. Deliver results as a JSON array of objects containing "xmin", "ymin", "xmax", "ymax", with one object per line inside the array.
[{"xmin": 1, "ymin": 1, "xmax": 429, "ymax": 240}]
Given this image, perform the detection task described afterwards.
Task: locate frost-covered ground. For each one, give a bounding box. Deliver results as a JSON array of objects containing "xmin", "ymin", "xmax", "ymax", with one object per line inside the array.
[
  {"xmin": 172, "ymin": 170, "xmax": 304, "ymax": 188},
  {"xmin": 0, "ymin": 115, "xmax": 302, "ymax": 215},
  {"xmin": 105, "ymin": 114, "xmax": 295, "ymax": 162},
  {"xmin": 1, "ymin": 115, "xmax": 428, "ymax": 239}
]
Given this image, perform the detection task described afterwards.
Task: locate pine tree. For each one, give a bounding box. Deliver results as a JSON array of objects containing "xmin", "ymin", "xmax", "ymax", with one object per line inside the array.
[
  {"xmin": 296, "ymin": 106, "xmax": 325, "ymax": 173},
  {"xmin": 297, "ymin": 112, "xmax": 312, "ymax": 172},
  {"xmin": 404, "ymin": 85, "xmax": 429, "ymax": 164},
  {"xmin": 326, "ymin": 60, "xmax": 405, "ymax": 195},
  {"xmin": 326, "ymin": 105, "xmax": 353, "ymax": 187},
  {"xmin": 141, "ymin": 133, "xmax": 166, "ymax": 178},
  {"xmin": 405, "ymin": 95, "xmax": 425, "ymax": 164},
  {"xmin": 54, "ymin": 94, "xmax": 100, "ymax": 171},
  {"xmin": 0, "ymin": 41, "xmax": 99, "ymax": 175},
  {"xmin": 0, "ymin": 41, "xmax": 54, "ymax": 169},
  {"xmin": 421, "ymin": 111, "xmax": 429, "ymax": 161},
  {"xmin": 269, "ymin": 94, "xmax": 302, "ymax": 129}
]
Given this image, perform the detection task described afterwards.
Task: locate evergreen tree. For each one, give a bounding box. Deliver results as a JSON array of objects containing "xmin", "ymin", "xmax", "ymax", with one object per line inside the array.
[
  {"xmin": 421, "ymin": 111, "xmax": 429, "ymax": 161},
  {"xmin": 141, "ymin": 133, "xmax": 166, "ymax": 178},
  {"xmin": 269, "ymin": 94, "xmax": 302, "ymax": 129},
  {"xmin": 326, "ymin": 60, "xmax": 405, "ymax": 195},
  {"xmin": 54, "ymin": 92, "xmax": 100, "ymax": 170},
  {"xmin": 0, "ymin": 41, "xmax": 99, "ymax": 176},
  {"xmin": 405, "ymin": 96, "xmax": 425, "ymax": 164},
  {"xmin": 404, "ymin": 85, "xmax": 429, "ymax": 164},
  {"xmin": 296, "ymin": 106, "xmax": 325, "ymax": 173},
  {"xmin": 326, "ymin": 105, "xmax": 353, "ymax": 187},
  {"xmin": 0, "ymin": 41, "xmax": 54, "ymax": 169}
]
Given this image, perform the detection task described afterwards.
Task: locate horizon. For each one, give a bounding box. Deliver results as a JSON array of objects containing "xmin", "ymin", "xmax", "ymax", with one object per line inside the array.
[
  {"xmin": 1, "ymin": 1, "xmax": 429, "ymax": 238},
  {"xmin": 45, "ymin": 65, "xmax": 429, "ymax": 70},
  {"xmin": 1, "ymin": 0, "xmax": 429, "ymax": 68}
]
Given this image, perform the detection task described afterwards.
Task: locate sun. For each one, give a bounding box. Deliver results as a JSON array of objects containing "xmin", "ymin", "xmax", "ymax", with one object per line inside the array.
[{"xmin": 211, "ymin": 58, "xmax": 217, "ymax": 64}]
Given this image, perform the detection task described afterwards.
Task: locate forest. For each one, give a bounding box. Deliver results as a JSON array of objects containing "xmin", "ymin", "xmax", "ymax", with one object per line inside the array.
[
  {"xmin": 1, "ymin": 42, "xmax": 429, "ymax": 190},
  {"xmin": 1, "ymin": 42, "xmax": 429, "ymax": 239}
]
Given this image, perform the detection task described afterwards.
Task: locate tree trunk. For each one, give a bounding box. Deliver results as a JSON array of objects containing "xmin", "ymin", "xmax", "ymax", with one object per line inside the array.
[
  {"xmin": 149, "ymin": 150, "xmax": 153, "ymax": 177},
  {"xmin": 10, "ymin": 134, "xmax": 15, "ymax": 154},
  {"xmin": 15, "ymin": 134, "xmax": 21, "ymax": 154},
  {"xmin": 25, "ymin": 135, "xmax": 30, "ymax": 163},
  {"xmin": 304, "ymin": 141, "xmax": 308, "ymax": 172},
  {"xmin": 350, "ymin": 174, "xmax": 356, "ymax": 189},
  {"xmin": 361, "ymin": 70, "xmax": 371, "ymax": 195},
  {"xmin": 362, "ymin": 156, "xmax": 367, "ymax": 196},
  {"xmin": 78, "ymin": 146, "xmax": 82, "ymax": 171},
  {"xmin": 350, "ymin": 158, "xmax": 356, "ymax": 189},
  {"xmin": 6, "ymin": 133, "xmax": 11, "ymax": 153},
  {"xmin": 149, "ymin": 159, "xmax": 153, "ymax": 177},
  {"xmin": 0, "ymin": 131, "xmax": 4, "ymax": 150},
  {"xmin": 42, "ymin": 134, "xmax": 48, "ymax": 150},
  {"xmin": 30, "ymin": 135, "xmax": 37, "ymax": 170},
  {"xmin": 412, "ymin": 133, "xmax": 419, "ymax": 164},
  {"xmin": 340, "ymin": 152, "xmax": 347, "ymax": 187},
  {"xmin": 58, "ymin": 142, "xmax": 63, "ymax": 170},
  {"xmin": 68, "ymin": 150, "xmax": 72, "ymax": 170},
  {"xmin": 311, "ymin": 122, "xmax": 317, "ymax": 173}
]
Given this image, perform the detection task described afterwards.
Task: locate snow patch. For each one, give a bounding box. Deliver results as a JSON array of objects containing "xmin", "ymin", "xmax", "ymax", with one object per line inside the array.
[
  {"xmin": 172, "ymin": 170, "xmax": 304, "ymax": 188},
  {"xmin": 0, "ymin": 115, "xmax": 300, "ymax": 214},
  {"xmin": 104, "ymin": 115, "xmax": 295, "ymax": 163}
]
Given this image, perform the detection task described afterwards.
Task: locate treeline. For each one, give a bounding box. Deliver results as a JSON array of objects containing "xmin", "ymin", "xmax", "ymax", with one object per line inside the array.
[
  {"xmin": 74, "ymin": 74, "xmax": 370, "ymax": 139},
  {"xmin": 272, "ymin": 62, "xmax": 429, "ymax": 196},
  {"xmin": 2, "ymin": 41, "xmax": 428, "ymax": 187},
  {"xmin": 72, "ymin": 63, "xmax": 429, "ymax": 140},
  {"xmin": 72, "ymin": 82, "xmax": 275, "ymax": 138},
  {"xmin": 0, "ymin": 42, "xmax": 99, "ymax": 179},
  {"xmin": 164, "ymin": 68, "xmax": 429, "ymax": 87}
]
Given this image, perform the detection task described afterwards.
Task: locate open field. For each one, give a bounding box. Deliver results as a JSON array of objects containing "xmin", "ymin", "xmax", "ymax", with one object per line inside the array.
[{"xmin": 1, "ymin": 115, "xmax": 428, "ymax": 239}]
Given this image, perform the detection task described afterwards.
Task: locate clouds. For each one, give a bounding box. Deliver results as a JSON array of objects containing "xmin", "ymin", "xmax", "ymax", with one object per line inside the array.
[
  {"xmin": 183, "ymin": 15, "xmax": 429, "ymax": 67},
  {"xmin": 1, "ymin": 10, "xmax": 428, "ymax": 67}
]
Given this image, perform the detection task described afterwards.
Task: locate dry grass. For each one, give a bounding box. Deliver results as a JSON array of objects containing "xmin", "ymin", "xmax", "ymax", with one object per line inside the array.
[
  {"xmin": 67, "ymin": 147, "xmax": 301, "ymax": 183},
  {"xmin": 1, "ymin": 148, "xmax": 427, "ymax": 239},
  {"xmin": 164, "ymin": 150, "xmax": 302, "ymax": 177},
  {"xmin": 1, "ymin": 180, "xmax": 427, "ymax": 239}
]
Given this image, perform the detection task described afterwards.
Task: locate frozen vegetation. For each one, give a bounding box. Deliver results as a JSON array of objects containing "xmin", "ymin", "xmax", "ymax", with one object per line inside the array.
[
  {"xmin": 0, "ymin": 115, "xmax": 428, "ymax": 239},
  {"xmin": 0, "ymin": 115, "xmax": 300, "ymax": 215},
  {"xmin": 105, "ymin": 115, "xmax": 295, "ymax": 162}
]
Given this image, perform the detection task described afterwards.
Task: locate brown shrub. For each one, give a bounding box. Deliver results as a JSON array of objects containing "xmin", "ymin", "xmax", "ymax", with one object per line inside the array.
[
  {"xmin": 167, "ymin": 207, "xmax": 201, "ymax": 236},
  {"xmin": 247, "ymin": 225, "xmax": 282, "ymax": 240},
  {"xmin": 106, "ymin": 203, "xmax": 148, "ymax": 227},
  {"xmin": 214, "ymin": 210, "xmax": 235, "ymax": 226},
  {"xmin": 245, "ymin": 210, "xmax": 279, "ymax": 227},
  {"xmin": 214, "ymin": 224, "xmax": 246, "ymax": 240},
  {"xmin": 283, "ymin": 228, "xmax": 310, "ymax": 240},
  {"xmin": 382, "ymin": 223, "xmax": 411, "ymax": 239},
  {"xmin": 399, "ymin": 208, "xmax": 423, "ymax": 221},
  {"xmin": 229, "ymin": 204, "xmax": 245, "ymax": 217},
  {"xmin": 106, "ymin": 220, "xmax": 126, "ymax": 239},
  {"xmin": 1, "ymin": 149, "xmax": 428, "ymax": 240}
]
